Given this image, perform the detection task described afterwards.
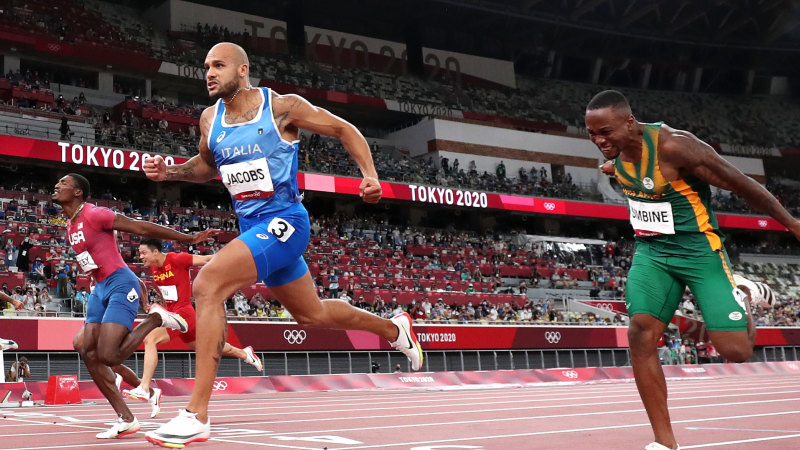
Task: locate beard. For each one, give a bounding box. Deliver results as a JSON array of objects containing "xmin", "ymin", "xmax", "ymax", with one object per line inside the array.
[{"xmin": 210, "ymin": 78, "xmax": 240, "ymax": 102}]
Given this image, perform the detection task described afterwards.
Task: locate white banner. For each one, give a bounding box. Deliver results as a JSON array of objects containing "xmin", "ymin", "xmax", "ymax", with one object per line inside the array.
[
  {"xmin": 304, "ymin": 25, "xmax": 406, "ymax": 65},
  {"xmin": 384, "ymin": 100, "xmax": 463, "ymax": 118},
  {"xmin": 422, "ymin": 47, "xmax": 516, "ymax": 88}
]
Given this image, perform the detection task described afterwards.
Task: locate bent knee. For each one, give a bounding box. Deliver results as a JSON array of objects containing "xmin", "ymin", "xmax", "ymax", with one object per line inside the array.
[
  {"xmin": 294, "ymin": 312, "xmax": 325, "ymax": 328},
  {"xmin": 99, "ymin": 354, "xmax": 124, "ymax": 367},
  {"xmin": 719, "ymin": 347, "xmax": 752, "ymax": 363}
]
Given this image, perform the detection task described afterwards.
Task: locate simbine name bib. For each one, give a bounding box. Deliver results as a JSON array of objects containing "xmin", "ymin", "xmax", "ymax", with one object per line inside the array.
[{"xmin": 628, "ymin": 198, "xmax": 675, "ymax": 236}]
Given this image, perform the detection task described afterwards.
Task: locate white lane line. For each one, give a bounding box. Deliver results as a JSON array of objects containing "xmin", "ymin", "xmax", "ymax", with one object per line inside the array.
[
  {"xmin": 193, "ymin": 394, "xmax": 800, "ymax": 425},
  {"xmin": 203, "ymin": 399, "xmax": 800, "ymax": 432},
  {"xmin": 211, "ymin": 437, "xmax": 317, "ymax": 449},
  {"xmin": 686, "ymin": 426, "xmax": 800, "ymax": 433},
  {"xmin": 326, "ymin": 410, "xmax": 800, "ymax": 449},
  {"xmin": 681, "ymin": 433, "xmax": 800, "ymax": 448},
  {"xmin": 26, "ymin": 375, "xmax": 800, "ymax": 414},
  {"xmin": 18, "ymin": 376, "xmax": 800, "ymax": 419},
  {"xmin": 3, "ymin": 442, "xmax": 147, "ymax": 450}
]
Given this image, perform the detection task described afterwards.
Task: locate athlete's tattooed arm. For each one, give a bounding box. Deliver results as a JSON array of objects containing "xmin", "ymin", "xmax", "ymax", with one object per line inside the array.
[
  {"xmin": 662, "ymin": 131, "xmax": 800, "ymax": 236},
  {"xmin": 161, "ymin": 108, "xmax": 219, "ymax": 183}
]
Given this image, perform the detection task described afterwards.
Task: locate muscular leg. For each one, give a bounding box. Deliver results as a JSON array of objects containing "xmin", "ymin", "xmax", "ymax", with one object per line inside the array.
[
  {"xmin": 270, "ymin": 272, "xmax": 398, "ymax": 341},
  {"xmin": 98, "ymin": 315, "xmax": 165, "ymax": 364},
  {"xmin": 186, "ymin": 240, "xmax": 403, "ymax": 423},
  {"xmin": 73, "ymin": 327, "xmax": 139, "ymax": 389},
  {"xmin": 137, "ymin": 328, "xmax": 171, "ymax": 393},
  {"xmin": 707, "ymin": 286, "xmax": 756, "ymax": 363},
  {"xmin": 113, "ymin": 364, "xmax": 141, "ymax": 388},
  {"xmin": 82, "ymin": 323, "xmax": 135, "ymax": 422},
  {"xmin": 628, "ymin": 313, "xmax": 677, "ymax": 449},
  {"xmin": 186, "ymin": 240, "xmax": 260, "ymax": 422}
]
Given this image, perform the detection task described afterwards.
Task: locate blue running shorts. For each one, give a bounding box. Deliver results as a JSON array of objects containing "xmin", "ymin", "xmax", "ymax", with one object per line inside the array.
[
  {"xmin": 85, "ymin": 267, "xmax": 141, "ymax": 329},
  {"xmin": 237, "ymin": 202, "xmax": 310, "ymax": 287}
]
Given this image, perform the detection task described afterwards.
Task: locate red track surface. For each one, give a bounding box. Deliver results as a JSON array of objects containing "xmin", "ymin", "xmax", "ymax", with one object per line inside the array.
[{"xmin": 2, "ymin": 373, "xmax": 800, "ymax": 449}]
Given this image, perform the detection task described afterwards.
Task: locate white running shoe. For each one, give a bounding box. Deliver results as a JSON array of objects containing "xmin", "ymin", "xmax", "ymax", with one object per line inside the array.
[
  {"xmin": 733, "ymin": 274, "xmax": 776, "ymax": 308},
  {"xmin": 645, "ymin": 442, "xmax": 680, "ymax": 450},
  {"xmin": 149, "ymin": 387, "xmax": 162, "ymax": 418},
  {"xmin": 149, "ymin": 304, "xmax": 188, "ymax": 332},
  {"xmin": 145, "ymin": 409, "xmax": 210, "ymax": 448},
  {"xmin": 0, "ymin": 338, "xmax": 18, "ymax": 350},
  {"xmin": 115, "ymin": 373, "xmax": 122, "ymax": 391},
  {"xmin": 96, "ymin": 417, "xmax": 140, "ymax": 439},
  {"xmin": 123, "ymin": 385, "xmax": 150, "ymax": 402},
  {"xmin": 390, "ymin": 312, "xmax": 423, "ymax": 371},
  {"xmin": 243, "ymin": 346, "xmax": 263, "ymax": 372}
]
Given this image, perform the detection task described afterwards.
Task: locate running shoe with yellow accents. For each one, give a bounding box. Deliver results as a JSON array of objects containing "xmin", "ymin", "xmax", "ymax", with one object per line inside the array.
[
  {"xmin": 390, "ymin": 312, "xmax": 424, "ymax": 371},
  {"xmin": 145, "ymin": 409, "xmax": 210, "ymax": 448}
]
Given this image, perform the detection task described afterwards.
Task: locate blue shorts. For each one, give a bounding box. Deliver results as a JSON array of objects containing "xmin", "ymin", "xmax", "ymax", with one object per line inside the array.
[
  {"xmin": 86, "ymin": 267, "xmax": 141, "ymax": 329},
  {"xmin": 238, "ymin": 203, "xmax": 310, "ymax": 287}
]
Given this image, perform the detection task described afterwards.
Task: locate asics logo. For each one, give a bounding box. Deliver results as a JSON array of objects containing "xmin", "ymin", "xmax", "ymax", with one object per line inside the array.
[
  {"xmin": 561, "ymin": 370, "xmax": 579, "ymax": 379},
  {"xmin": 543, "ymin": 202, "xmax": 556, "ymax": 211},
  {"xmin": 544, "ymin": 331, "xmax": 562, "ymax": 343},
  {"xmin": 284, "ymin": 329, "xmax": 307, "ymax": 344},
  {"xmin": 212, "ymin": 380, "xmax": 228, "ymax": 391}
]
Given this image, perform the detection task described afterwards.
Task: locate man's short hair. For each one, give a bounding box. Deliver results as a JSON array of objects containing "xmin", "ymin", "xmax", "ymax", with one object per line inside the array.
[
  {"xmin": 587, "ymin": 90, "xmax": 630, "ymax": 111},
  {"xmin": 66, "ymin": 173, "xmax": 91, "ymax": 200},
  {"xmin": 140, "ymin": 238, "xmax": 163, "ymax": 252}
]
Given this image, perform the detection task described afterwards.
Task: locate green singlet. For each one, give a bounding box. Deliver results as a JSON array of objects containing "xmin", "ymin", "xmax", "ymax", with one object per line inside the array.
[{"xmin": 615, "ymin": 122, "xmax": 747, "ymax": 331}]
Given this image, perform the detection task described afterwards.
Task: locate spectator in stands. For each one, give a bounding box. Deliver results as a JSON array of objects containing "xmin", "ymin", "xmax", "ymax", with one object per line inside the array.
[
  {"xmin": 22, "ymin": 287, "xmax": 37, "ymax": 312},
  {"xmin": 29, "ymin": 258, "xmax": 46, "ymax": 284},
  {"xmin": 38, "ymin": 287, "xmax": 53, "ymax": 308},
  {"xmin": 16, "ymin": 237, "xmax": 33, "ymax": 274},
  {"xmin": 59, "ymin": 117, "xmax": 72, "ymax": 141},
  {"xmin": 74, "ymin": 286, "xmax": 89, "ymax": 315},
  {"xmin": 496, "ymin": 161, "xmax": 506, "ymax": 179},
  {"xmin": 409, "ymin": 300, "xmax": 427, "ymax": 321},
  {"xmin": 7, "ymin": 356, "xmax": 31, "ymax": 382},
  {"xmin": 249, "ymin": 292, "xmax": 265, "ymax": 310}
]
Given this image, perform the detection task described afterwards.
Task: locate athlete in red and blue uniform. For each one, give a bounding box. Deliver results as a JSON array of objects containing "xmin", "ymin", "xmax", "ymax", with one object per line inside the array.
[
  {"xmin": 122, "ymin": 238, "xmax": 262, "ymax": 419},
  {"xmin": 54, "ymin": 173, "xmax": 218, "ymax": 440}
]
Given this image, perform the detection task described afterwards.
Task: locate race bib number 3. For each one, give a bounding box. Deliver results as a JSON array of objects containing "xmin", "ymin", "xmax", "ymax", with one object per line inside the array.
[
  {"xmin": 219, "ymin": 158, "xmax": 274, "ymax": 200},
  {"xmin": 268, "ymin": 217, "xmax": 296, "ymax": 242},
  {"xmin": 76, "ymin": 251, "xmax": 99, "ymax": 272},
  {"xmin": 158, "ymin": 285, "xmax": 179, "ymax": 302},
  {"xmin": 628, "ymin": 199, "xmax": 675, "ymax": 236}
]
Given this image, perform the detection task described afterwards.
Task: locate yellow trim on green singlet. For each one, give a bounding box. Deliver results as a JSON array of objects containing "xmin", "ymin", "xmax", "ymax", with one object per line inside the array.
[{"xmin": 614, "ymin": 122, "xmax": 724, "ymax": 255}]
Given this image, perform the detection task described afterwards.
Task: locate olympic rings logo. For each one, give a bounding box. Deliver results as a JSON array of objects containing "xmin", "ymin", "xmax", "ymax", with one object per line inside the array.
[
  {"xmin": 284, "ymin": 329, "xmax": 307, "ymax": 344},
  {"xmin": 597, "ymin": 303, "xmax": 614, "ymax": 311},
  {"xmin": 544, "ymin": 331, "xmax": 562, "ymax": 343},
  {"xmin": 212, "ymin": 380, "xmax": 228, "ymax": 391},
  {"xmin": 561, "ymin": 370, "xmax": 579, "ymax": 379},
  {"xmin": 543, "ymin": 202, "xmax": 556, "ymax": 211},
  {"xmin": 758, "ymin": 220, "xmax": 768, "ymax": 228}
]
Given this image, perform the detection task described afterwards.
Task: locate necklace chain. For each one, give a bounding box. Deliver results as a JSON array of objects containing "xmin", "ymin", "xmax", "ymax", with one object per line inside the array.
[
  {"xmin": 70, "ymin": 202, "xmax": 85, "ymax": 222},
  {"xmin": 222, "ymin": 85, "xmax": 252, "ymax": 105}
]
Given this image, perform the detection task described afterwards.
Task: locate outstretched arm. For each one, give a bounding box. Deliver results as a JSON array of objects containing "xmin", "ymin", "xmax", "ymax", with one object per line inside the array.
[
  {"xmin": 112, "ymin": 214, "xmax": 220, "ymax": 244},
  {"xmin": 273, "ymin": 93, "xmax": 382, "ymax": 203},
  {"xmin": 143, "ymin": 108, "xmax": 218, "ymax": 183},
  {"xmin": 661, "ymin": 131, "xmax": 800, "ymax": 238},
  {"xmin": 192, "ymin": 254, "xmax": 214, "ymax": 266}
]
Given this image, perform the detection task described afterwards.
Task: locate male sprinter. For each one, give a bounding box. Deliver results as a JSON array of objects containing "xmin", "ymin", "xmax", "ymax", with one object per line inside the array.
[
  {"xmin": 143, "ymin": 42, "xmax": 422, "ymax": 447},
  {"xmin": 123, "ymin": 238, "xmax": 262, "ymax": 417},
  {"xmin": 53, "ymin": 173, "xmax": 217, "ymax": 439},
  {"xmin": 587, "ymin": 90, "xmax": 799, "ymax": 449}
]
